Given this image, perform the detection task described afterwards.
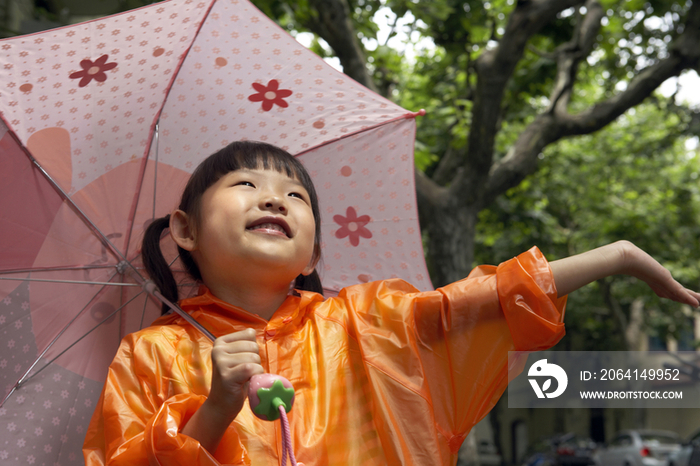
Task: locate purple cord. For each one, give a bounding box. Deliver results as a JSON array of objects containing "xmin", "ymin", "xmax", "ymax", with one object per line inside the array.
[{"xmin": 279, "ymin": 405, "xmax": 297, "ymax": 466}]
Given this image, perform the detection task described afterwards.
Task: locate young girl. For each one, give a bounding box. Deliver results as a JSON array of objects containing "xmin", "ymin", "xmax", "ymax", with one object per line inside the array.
[{"xmin": 83, "ymin": 141, "xmax": 700, "ymax": 466}]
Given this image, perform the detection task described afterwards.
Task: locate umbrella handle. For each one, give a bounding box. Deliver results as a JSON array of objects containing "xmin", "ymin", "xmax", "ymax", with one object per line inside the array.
[{"xmin": 248, "ymin": 374, "xmax": 300, "ymax": 466}]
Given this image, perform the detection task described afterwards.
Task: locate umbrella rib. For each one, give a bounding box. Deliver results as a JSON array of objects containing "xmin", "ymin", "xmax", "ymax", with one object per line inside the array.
[
  {"xmin": 135, "ymin": 248, "xmax": 214, "ymax": 341},
  {"xmin": 153, "ymin": 121, "xmax": 160, "ymax": 219},
  {"xmin": 0, "ymin": 277, "xmax": 139, "ymax": 286},
  {"xmin": 123, "ymin": 0, "xmax": 218, "ymax": 260},
  {"xmin": 139, "ymin": 289, "xmax": 149, "ymax": 330},
  {"xmin": 151, "ymin": 288, "xmax": 215, "ymax": 342},
  {"xmin": 14, "ymin": 133, "xmax": 134, "ymax": 274},
  {"xmin": 1, "ymin": 270, "xmax": 119, "ymax": 407},
  {"xmin": 0, "ymin": 265, "xmax": 114, "ymax": 275},
  {"xmin": 5, "ymin": 290, "xmax": 146, "ymax": 397},
  {"xmin": 293, "ymin": 110, "xmax": 425, "ymax": 158}
]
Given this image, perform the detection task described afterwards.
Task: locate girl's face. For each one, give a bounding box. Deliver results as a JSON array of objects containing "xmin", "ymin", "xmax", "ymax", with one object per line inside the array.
[{"xmin": 186, "ymin": 167, "xmax": 317, "ymax": 285}]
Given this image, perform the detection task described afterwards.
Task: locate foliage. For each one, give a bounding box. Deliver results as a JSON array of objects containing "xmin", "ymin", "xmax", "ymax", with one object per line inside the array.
[{"xmin": 475, "ymin": 101, "xmax": 700, "ymax": 350}]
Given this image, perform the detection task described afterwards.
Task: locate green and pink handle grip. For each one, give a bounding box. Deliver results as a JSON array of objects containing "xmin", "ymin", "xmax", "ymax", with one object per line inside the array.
[{"xmin": 248, "ymin": 373, "xmax": 301, "ymax": 466}]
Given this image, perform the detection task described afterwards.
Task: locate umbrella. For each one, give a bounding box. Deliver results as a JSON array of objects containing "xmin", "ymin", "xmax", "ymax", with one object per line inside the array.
[{"xmin": 0, "ymin": 0, "xmax": 430, "ymax": 463}]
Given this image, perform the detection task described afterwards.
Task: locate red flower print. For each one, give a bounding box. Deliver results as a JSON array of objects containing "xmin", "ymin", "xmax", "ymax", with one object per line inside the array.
[
  {"xmin": 248, "ymin": 79, "xmax": 292, "ymax": 111},
  {"xmin": 69, "ymin": 54, "xmax": 117, "ymax": 88},
  {"xmin": 334, "ymin": 207, "xmax": 372, "ymax": 247}
]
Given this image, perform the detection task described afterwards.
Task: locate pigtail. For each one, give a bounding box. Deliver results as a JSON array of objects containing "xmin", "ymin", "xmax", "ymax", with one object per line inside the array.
[
  {"xmin": 294, "ymin": 270, "xmax": 324, "ymax": 295},
  {"xmin": 142, "ymin": 215, "xmax": 179, "ymax": 314}
]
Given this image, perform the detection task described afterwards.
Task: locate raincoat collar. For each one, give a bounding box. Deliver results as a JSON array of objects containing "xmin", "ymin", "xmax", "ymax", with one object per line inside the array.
[{"xmin": 167, "ymin": 286, "xmax": 325, "ymax": 339}]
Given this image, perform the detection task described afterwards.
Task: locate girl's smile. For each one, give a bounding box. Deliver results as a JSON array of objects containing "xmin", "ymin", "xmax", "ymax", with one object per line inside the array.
[
  {"xmin": 246, "ymin": 216, "xmax": 292, "ymax": 237},
  {"xmin": 171, "ymin": 167, "xmax": 318, "ymax": 293}
]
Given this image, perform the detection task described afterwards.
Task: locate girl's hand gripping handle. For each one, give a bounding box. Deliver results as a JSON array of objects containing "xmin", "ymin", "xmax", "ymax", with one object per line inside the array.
[
  {"xmin": 208, "ymin": 329, "xmax": 265, "ymax": 416},
  {"xmin": 182, "ymin": 328, "xmax": 264, "ymax": 453}
]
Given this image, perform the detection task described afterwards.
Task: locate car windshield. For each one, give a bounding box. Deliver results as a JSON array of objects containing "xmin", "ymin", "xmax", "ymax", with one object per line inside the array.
[{"xmin": 640, "ymin": 434, "xmax": 680, "ymax": 445}]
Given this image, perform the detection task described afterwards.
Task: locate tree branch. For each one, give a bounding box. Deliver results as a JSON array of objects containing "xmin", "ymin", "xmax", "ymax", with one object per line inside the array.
[
  {"xmin": 415, "ymin": 167, "xmax": 448, "ymax": 221},
  {"xmin": 547, "ymin": 0, "xmax": 604, "ymax": 115},
  {"xmin": 303, "ymin": 0, "xmax": 379, "ymax": 94},
  {"xmin": 450, "ymin": 0, "xmax": 586, "ymax": 203},
  {"xmin": 483, "ymin": 113, "xmax": 561, "ymax": 206},
  {"xmin": 483, "ymin": 0, "xmax": 700, "ymax": 206},
  {"xmin": 431, "ymin": 137, "xmax": 462, "ymax": 186},
  {"xmin": 558, "ymin": 0, "xmax": 700, "ymax": 135}
]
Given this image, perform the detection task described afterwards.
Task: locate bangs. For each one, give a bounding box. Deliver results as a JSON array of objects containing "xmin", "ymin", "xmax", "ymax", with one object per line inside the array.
[
  {"xmin": 180, "ymin": 141, "xmax": 320, "ymax": 228},
  {"xmin": 204, "ymin": 141, "xmax": 308, "ymax": 187}
]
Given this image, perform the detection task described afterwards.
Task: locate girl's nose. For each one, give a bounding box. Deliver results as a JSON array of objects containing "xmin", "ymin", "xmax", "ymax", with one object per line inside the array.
[{"xmin": 262, "ymin": 195, "xmax": 286, "ymax": 212}]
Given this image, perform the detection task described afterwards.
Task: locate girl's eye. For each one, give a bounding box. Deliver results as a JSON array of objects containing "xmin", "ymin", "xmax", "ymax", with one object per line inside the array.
[
  {"xmin": 236, "ymin": 181, "xmax": 255, "ymax": 187},
  {"xmin": 289, "ymin": 192, "xmax": 305, "ymax": 200}
]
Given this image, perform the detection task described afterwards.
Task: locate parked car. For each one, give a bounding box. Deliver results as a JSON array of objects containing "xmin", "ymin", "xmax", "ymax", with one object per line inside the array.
[
  {"xmin": 668, "ymin": 429, "xmax": 700, "ymax": 466},
  {"xmin": 556, "ymin": 433, "xmax": 599, "ymax": 466},
  {"xmin": 595, "ymin": 430, "xmax": 682, "ymax": 466},
  {"xmin": 523, "ymin": 433, "xmax": 599, "ymax": 466}
]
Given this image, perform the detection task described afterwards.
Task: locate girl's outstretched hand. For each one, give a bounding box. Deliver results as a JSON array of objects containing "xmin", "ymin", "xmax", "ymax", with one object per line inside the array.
[
  {"xmin": 621, "ymin": 241, "xmax": 700, "ymax": 308},
  {"xmin": 550, "ymin": 240, "xmax": 700, "ymax": 308},
  {"xmin": 181, "ymin": 328, "xmax": 264, "ymax": 453}
]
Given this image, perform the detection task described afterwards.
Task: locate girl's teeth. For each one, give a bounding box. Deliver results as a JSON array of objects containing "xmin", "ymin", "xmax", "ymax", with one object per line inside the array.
[{"xmin": 250, "ymin": 223, "xmax": 286, "ymax": 235}]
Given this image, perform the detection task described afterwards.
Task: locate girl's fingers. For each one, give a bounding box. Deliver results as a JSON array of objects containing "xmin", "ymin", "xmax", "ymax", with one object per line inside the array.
[
  {"xmin": 207, "ymin": 362, "xmax": 264, "ymax": 414},
  {"xmin": 223, "ymin": 362, "xmax": 265, "ymax": 385},
  {"xmin": 661, "ymin": 279, "xmax": 698, "ymax": 306},
  {"xmin": 214, "ymin": 363, "xmax": 265, "ymax": 395},
  {"xmin": 207, "ymin": 330, "xmax": 264, "ymax": 416},
  {"xmin": 680, "ymin": 288, "xmax": 700, "ymax": 307},
  {"xmin": 218, "ymin": 328, "xmax": 257, "ymax": 344},
  {"xmin": 209, "ymin": 329, "xmax": 266, "ymax": 405},
  {"xmin": 216, "ymin": 351, "xmax": 262, "ymax": 369},
  {"xmin": 651, "ymin": 281, "xmax": 700, "ymax": 307},
  {"xmin": 213, "ymin": 339, "xmax": 260, "ymax": 356},
  {"xmin": 626, "ymin": 245, "xmax": 699, "ymax": 307}
]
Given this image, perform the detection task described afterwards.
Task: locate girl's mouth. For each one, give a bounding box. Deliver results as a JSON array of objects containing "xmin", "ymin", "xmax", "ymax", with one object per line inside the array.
[{"xmin": 246, "ymin": 217, "xmax": 291, "ymax": 237}]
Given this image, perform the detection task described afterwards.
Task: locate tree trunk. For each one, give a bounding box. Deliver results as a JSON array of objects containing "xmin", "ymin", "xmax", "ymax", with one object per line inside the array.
[
  {"xmin": 625, "ymin": 298, "xmax": 645, "ymax": 351},
  {"xmin": 598, "ymin": 279, "xmax": 629, "ymax": 351},
  {"xmin": 424, "ymin": 197, "xmax": 480, "ymax": 287}
]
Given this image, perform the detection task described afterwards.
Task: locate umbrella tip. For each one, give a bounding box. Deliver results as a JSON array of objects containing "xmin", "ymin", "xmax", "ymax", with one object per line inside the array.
[{"xmin": 405, "ymin": 109, "xmax": 426, "ymax": 118}]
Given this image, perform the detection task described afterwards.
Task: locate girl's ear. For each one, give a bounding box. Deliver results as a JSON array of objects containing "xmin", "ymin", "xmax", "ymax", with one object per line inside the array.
[{"xmin": 170, "ymin": 210, "xmax": 197, "ymax": 252}]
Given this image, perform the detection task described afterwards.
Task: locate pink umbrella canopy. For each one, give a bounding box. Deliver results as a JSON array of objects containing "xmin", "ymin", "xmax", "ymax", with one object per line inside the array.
[{"xmin": 0, "ymin": 0, "xmax": 431, "ymax": 463}]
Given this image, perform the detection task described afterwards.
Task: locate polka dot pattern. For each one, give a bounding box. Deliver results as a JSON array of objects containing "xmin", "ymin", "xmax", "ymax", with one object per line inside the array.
[
  {"xmin": 306, "ymin": 119, "xmax": 431, "ymax": 293},
  {"xmin": 0, "ymin": 281, "xmax": 102, "ymax": 466},
  {"xmin": 155, "ymin": 0, "xmax": 405, "ymax": 170},
  {"xmin": 0, "ymin": 0, "xmax": 210, "ymax": 194}
]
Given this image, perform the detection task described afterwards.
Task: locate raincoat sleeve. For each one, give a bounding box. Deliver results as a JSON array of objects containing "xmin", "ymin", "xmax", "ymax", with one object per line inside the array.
[
  {"xmin": 342, "ymin": 246, "xmax": 566, "ymax": 454},
  {"xmin": 83, "ymin": 329, "xmax": 248, "ymax": 466}
]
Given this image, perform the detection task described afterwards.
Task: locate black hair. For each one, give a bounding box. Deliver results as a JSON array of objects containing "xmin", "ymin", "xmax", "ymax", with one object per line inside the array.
[{"xmin": 142, "ymin": 141, "xmax": 323, "ymax": 314}]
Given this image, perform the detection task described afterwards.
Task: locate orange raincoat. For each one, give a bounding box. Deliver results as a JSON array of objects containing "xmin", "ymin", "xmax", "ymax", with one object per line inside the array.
[{"xmin": 83, "ymin": 247, "xmax": 566, "ymax": 465}]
